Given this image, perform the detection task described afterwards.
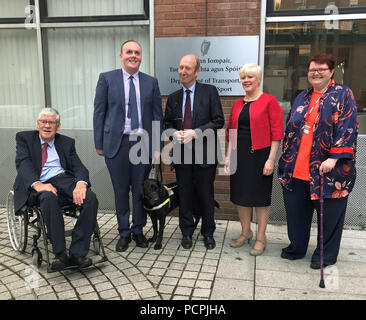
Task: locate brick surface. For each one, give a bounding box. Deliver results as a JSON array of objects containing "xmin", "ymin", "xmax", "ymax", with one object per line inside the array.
[
  {"xmin": 155, "ymin": 1, "xmax": 260, "ymax": 220},
  {"xmin": 3, "ymin": 209, "xmax": 362, "ymax": 301}
]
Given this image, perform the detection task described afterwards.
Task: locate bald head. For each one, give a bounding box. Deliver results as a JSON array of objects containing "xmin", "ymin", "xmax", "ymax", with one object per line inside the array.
[{"xmin": 178, "ymin": 54, "xmax": 200, "ymax": 88}]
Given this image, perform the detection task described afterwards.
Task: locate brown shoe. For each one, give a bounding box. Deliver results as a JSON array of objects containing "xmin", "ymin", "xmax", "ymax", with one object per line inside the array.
[
  {"xmin": 230, "ymin": 231, "xmax": 253, "ymax": 248},
  {"xmin": 249, "ymin": 238, "xmax": 266, "ymax": 256}
]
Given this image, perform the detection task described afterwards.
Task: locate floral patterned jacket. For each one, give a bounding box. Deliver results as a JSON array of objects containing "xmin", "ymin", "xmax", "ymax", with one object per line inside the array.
[{"xmin": 278, "ymin": 80, "xmax": 358, "ymax": 199}]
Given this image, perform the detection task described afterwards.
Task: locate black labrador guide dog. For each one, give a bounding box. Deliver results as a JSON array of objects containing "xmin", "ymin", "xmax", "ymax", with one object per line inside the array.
[
  {"xmin": 141, "ymin": 178, "xmax": 180, "ymax": 250},
  {"xmin": 141, "ymin": 163, "xmax": 218, "ymax": 250}
]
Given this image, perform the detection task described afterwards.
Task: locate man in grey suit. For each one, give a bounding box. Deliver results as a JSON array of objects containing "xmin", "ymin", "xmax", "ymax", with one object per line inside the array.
[{"xmin": 93, "ymin": 40, "xmax": 163, "ymax": 252}]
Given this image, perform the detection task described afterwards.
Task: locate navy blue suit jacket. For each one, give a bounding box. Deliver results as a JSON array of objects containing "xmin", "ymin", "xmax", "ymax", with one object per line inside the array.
[
  {"xmin": 164, "ymin": 81, "xmax": 225, "ymax": 166},
  {"xmin": 13, "ymin": 131, "xmax": 90, "ymax": 214},
  {"xmin": 93, "ymin": 69, "xmax": 163, "ymax": 159}
]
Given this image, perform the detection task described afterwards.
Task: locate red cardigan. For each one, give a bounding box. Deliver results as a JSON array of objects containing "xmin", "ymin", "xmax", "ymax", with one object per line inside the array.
[{"xmin": 226, "ymin": 93, "xmax": 284, "ymax": 150}]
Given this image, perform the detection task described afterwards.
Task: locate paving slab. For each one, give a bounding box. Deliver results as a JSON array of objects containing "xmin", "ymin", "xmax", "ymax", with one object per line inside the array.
[{"xmin": 0, "ymin": 208, "xmax": 365, "ymax": 301}]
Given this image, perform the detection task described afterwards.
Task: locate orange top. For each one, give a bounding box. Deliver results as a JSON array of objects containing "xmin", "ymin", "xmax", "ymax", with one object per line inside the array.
[{"xmin": 293, "ymin": 91, "xmax": 322, "ymax": 181}]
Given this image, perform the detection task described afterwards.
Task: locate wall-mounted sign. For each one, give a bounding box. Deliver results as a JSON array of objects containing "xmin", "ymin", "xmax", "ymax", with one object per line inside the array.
[{"xmin": 155, "ymin": 36, "xmax": 259, "ymax": 96}]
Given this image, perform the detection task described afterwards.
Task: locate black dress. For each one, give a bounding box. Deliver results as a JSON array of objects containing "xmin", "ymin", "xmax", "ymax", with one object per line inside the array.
[{"xmin": 230, "ymin": 100, "xmax": 273, "ymax": 207}]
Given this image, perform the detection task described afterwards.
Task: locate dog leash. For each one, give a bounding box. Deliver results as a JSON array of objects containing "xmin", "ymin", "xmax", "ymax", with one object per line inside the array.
[
  {"xmin": 319, "ymin": 174, "xmax": 325, "ymax": 288},
  {"xmin": 148, "ymin": 156, "xmax": 163, "ymax": 181}
]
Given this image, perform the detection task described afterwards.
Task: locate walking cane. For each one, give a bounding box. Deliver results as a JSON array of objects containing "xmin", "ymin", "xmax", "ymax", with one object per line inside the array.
[{"xmin": 319, "ymin": 174, "xmax": 325, "ymax": 288}]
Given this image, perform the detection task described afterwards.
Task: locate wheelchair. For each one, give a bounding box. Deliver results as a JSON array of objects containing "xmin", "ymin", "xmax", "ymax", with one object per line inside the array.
[{"xmin": 6, "ymin": 190, "xmax": 108, "ymax": 273}]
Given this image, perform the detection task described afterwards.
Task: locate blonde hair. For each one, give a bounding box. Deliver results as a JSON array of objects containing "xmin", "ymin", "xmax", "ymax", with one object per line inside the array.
[{"xmin": 239, "ymin": 63, "xmax": 262, "ymax": 83}]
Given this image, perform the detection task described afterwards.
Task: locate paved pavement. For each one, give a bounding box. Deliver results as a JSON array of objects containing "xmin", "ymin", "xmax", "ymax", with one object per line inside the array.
[{"xmin": 1, "ymin": 208, "xmax": 366, "ymax": 300}]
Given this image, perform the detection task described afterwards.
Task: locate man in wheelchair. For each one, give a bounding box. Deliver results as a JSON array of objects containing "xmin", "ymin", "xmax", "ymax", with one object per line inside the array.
[{"xmin": 13, "ymin": 107, "xmax": 98, "ymax": 272}]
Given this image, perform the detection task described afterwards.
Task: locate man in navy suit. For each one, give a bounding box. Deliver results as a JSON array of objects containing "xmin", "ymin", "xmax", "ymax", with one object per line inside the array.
[
  {"xmin": 93, "ymin": 40, "xmax": 163, "ymax": 252},
  {"xmin": 14, "ymin": 107, "xmax": 98, "ymax": 272},
  {"xmin": 164, "ymin": 54, "xmax": 224, "ymax": 250}
]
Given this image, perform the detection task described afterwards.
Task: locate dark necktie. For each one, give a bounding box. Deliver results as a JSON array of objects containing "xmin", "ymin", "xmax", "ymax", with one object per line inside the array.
[
  {"xmin": 128, "ymin": 75, "xmax": 139, "ymax": 130},
  {"xmin": 183, "ymin": 89, "xmax": 192, "ymax": 129},
  {"xmin": 41, "ymin": 142, "xmax": 48, "ymax": 172}
]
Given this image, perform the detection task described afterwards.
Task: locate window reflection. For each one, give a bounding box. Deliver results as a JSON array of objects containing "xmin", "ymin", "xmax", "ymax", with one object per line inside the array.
[
  {"xmin": 46, "ymin": 0, "xmax": 145, "ymax": 17},
  {"xmin": 264, "ymin": 20, "xmax": 366, "ymax": 133},
  {"xmin": 272, "ymin": 0, "xmax": 366, "ymax": 11},
  {"xmin": 43, "ymin": 26, "xmax": 149, "ymax": 129}
]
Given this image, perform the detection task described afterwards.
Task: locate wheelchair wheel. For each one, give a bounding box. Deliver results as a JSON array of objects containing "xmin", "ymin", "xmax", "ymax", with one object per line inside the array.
[
  {"xmin": 93, "ymin": 235, "xmax": 101, "ymax": 255},
  {"xmin": 32, "ymin": 248, "xmax": 42, "ymax": 268},
  {"xmin": 6, "ymin": 191, "xmax": 28, "ymax": 252}
]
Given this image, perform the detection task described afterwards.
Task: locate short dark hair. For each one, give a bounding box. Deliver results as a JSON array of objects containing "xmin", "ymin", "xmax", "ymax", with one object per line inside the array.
[
  {"xmin": 307, "ymin": 53, "xmax": 335, "ymax": 71},
  {"xmin": 120, "ymin": 40, "xmax": 141, "ymax": 53}
]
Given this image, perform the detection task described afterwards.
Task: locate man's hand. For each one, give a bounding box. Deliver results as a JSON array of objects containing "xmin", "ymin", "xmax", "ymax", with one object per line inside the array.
[
  {"xmin": 96, "ymin": 148, "xmax": 104, "ymax": 156},
  {"xmin": 182, "ymin": 129, "xmax": 196, "ymax": 144},
  {"xmin": 33, "ymin": 182, "xmax": 58, "ymax": 196},
  {"xmin": 154, "ymin": 150, "xmax": 161, "ymax": 161},
  {"xmin": 173, "ymin": 130, "xmax": 184, "ymax": 144},
  {"xmin": 73, "ymin": 182, "xmax": 87, "ymax": 206},
  {"xmin": 319, "ymin": 158, "xmax": 338, "ymax": 175}
]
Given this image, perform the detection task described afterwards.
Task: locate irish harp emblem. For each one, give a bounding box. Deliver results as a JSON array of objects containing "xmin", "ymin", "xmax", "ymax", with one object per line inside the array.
[{"xmin": 201, "ymin": 40, "xmax": 210, "ymax": 56}]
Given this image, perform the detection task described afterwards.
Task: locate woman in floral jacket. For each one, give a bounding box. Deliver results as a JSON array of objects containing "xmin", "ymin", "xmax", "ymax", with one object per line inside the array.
[{"xmin": 278, "ymin": 53, "xmax": 358, "ymax": 269}]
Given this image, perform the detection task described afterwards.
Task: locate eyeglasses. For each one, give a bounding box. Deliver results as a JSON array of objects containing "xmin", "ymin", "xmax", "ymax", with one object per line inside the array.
[
  {"xmin": 38, "ymin": 120, "xmax": 58, "ymax": 126},
  {"xmin": 308, "ymin": 68, "xmax": 329, "ymax": 74}
]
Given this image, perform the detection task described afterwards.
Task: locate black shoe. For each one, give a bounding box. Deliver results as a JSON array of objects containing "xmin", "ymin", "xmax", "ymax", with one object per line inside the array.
[
  {"xmin": 204, "ymin": 236, "xmax": 216, "ymax": 250},
  {"xmin": 69, "ymin": 255, "xmax": 92, "ymax": 269},
  {"xmin": 281, "ymin": 251, "xmax": 294, "ymax": 260},
  {"xmin": 50, "ymin": 252, "xmax": 69, "ymax": 272},
  {"xmin": 181, "ymin": 235, "xmax": 192, "ymax": 249},
  {"xmin": 280, "ymin": 251, "xmax": 300, "ymax": 260},
  {"xmin": 116, "ymin": 235, "xmax": 131, "ymax": 252},
  {"xmin": 310, "ymin": 261, "xmax": 331, "ymax": 269},
  {"xmin": 132, "ymin": 233, "xmax": 148, "ymax": 248}
]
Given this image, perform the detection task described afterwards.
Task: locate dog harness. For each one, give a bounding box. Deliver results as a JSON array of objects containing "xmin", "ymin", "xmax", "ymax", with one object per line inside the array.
[{"xmin": 143, "ymin": 185, "xmax": 176, "ymax": 211}]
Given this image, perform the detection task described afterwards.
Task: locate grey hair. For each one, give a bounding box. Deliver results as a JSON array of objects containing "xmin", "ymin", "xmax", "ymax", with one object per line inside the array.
[
  {"xmin": 193, "ymin": 55, "xmax": 200, "ymax": 72},
  {"xmin": 38, "ymin": 107, "xmax": 60, "ymax": 122},
  {"xmin": 239, "ymin": 63, "xmax": 262, "ymax": 83}
]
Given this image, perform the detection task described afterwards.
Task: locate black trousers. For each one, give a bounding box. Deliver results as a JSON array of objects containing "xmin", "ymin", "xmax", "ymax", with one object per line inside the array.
[
  {"xmin": 282, "ymin": 178, "xmax": 348, "ymax": 265},
  {"xmin": 175, "ymin": 164, "xmax": 217, "ymax": 237},
  {"xmin": 39, "ymin": 173, "xmax": 98, "ymax": 257}
]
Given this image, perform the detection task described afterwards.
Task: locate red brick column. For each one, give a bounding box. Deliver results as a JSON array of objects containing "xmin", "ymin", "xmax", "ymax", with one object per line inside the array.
[{"xmin": 155, "ymin": 0, "xmax": 261, "ymax": 220}]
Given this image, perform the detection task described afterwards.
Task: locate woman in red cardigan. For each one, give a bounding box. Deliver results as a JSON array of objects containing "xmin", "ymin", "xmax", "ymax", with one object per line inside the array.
[{"xmin": 224, "ymin": 63, "xmax": 283, "ymax": 255}]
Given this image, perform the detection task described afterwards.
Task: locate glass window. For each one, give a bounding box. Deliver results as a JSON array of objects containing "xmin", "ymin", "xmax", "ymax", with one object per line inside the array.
[
  {"xmin": 271, "ymin": 0, "xmax": 366, "ymax": 11},
  {"xmin": 43, "ymin": 26, "xmax": 150, "ymax": 129},
  {"xmin": 0, "ymin": 0, "xmax": 30, "ymax": 18},
  {"xmin": 264, "ymin": 20, "xmax": 366, "ymax": 133},
  {"xmin": 46, "ymin": 0, "xmax": 145, "ymax": 17},
  {"xmin": 0, "ymin": 29, "xmax": 42, "ymax": 128}
]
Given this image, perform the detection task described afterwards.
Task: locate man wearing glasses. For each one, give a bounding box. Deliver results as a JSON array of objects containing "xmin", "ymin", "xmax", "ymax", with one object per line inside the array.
[{"xmin": 13, "ymin": 107, "xmax": 98, "ymax": 272}]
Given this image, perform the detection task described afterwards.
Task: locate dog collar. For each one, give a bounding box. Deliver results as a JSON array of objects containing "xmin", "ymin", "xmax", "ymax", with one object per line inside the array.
[{"xmin": 144, "ymin": 198, "xmax": 170, "ymax": 211}]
